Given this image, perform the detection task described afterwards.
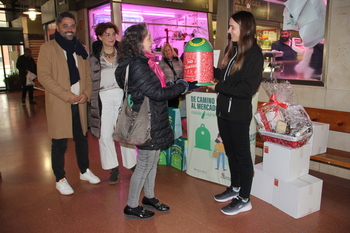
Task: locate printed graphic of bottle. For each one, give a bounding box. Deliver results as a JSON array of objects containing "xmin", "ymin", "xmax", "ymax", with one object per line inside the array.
[{"xmin": 184, "ymin": 38, "xmax": 213, "ymax": 86}]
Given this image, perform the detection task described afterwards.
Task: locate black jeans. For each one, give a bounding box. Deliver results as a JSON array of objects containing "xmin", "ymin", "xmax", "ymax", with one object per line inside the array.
[
  {"xmin": 21, "ymin": 79, "xmax": 34, "ymax": 101},
  {"xmin": 51, "ymin": 104, "xmax": 89, "ymax": 182},
  {"xmin": 217, "ymin": 117, "xmax": 253, "ymax": 198}
]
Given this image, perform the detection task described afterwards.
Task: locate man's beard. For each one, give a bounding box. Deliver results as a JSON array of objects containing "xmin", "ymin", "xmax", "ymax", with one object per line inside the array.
[{"xmin": 281, "ymin": 36, "xmax": 289, "ymax": 42}]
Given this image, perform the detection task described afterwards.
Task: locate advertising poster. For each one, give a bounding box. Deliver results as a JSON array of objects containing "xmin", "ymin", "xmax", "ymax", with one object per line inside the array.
[{"xmin": 186, "ymin": 92, "xmax": 259, "ymax": 187}]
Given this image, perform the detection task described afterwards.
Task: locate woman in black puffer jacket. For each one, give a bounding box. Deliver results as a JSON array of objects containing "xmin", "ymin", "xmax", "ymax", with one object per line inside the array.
[{"xmin": 115, "ymin": 23, "xmax": 197, "ymax": 220}]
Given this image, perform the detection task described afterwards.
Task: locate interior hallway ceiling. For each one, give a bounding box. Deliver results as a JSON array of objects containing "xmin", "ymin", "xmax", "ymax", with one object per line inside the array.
[{"xmin": 1, "ymin": 0, "xmax": 48, "ymax": 15}]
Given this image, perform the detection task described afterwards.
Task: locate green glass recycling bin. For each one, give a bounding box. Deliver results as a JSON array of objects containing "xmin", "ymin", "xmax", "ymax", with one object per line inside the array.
[{"xmin": 183, "ymin": 38, "xmax": 214, "ymax": 86}]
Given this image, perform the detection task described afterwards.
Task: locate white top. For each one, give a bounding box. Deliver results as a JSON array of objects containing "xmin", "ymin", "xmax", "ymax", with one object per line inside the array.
[{"xmin": 99, "ymin": 52, "xmax": 120, "ymax": 92}]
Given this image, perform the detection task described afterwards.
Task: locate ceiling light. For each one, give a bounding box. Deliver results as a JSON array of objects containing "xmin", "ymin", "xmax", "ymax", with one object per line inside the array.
[
  {"xmin": 122, "ymin": 11, "xmax": 175, "ymax": 17},
  {"xmin": 24, "ymin": 8, "xmax": 41, "ymax": 21}
]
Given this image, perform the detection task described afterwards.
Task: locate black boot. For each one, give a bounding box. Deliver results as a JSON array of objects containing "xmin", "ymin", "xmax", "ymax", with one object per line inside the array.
[{"xmin": 109, "ymin": 167, "xmax": 119, "ymax": 184}]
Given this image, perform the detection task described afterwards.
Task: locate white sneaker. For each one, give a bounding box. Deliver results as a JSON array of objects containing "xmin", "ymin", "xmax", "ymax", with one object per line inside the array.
[
  {"xmin": 56, "ymin": 178, "xmax": 74, "ymax": 195},
  {"xmin": 80, "ymin": 168, "xmax": 101, "ymax": 184}
]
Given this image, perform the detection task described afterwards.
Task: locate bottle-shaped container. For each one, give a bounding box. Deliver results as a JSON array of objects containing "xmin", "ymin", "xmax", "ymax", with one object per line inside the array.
[{"xmin": 183, "ymin": 38, "xmax": 213, "ymax": 86}]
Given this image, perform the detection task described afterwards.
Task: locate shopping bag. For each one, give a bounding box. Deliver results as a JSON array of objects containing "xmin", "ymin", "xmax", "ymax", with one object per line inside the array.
[
  {"xmin": 170, "ymin": 137, "xmax": 188, "ymax": 171},
  {"xmin": 212, "ymin": 151, "xmax": 219, "ymax": 159},
  {"xmin": 168, "ymin": 107, "xmax": 182, "ymax": 139},
  {"xmin": 26, "ymin": 71, "xmax": 36, "ymax": 86},
  {"xmin": 158, "ymin": 146, "xmax": 171, "ymax": 165}
]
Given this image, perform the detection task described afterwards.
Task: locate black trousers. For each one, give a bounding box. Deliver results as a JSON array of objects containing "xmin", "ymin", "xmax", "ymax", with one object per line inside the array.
[
  {"xmin": 21, "ymin": 79, "xmax": 34, "ymax": 101},
  {"xmin": 51, "ymin": 104, "xmax": 89, "ymax": 182},
  {"xmin": 217, "ymin": 117, "xmax": 253, "ymax": 198}
]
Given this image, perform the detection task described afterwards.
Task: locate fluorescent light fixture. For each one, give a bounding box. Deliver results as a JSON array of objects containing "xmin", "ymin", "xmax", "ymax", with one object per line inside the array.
[
  {"xmin": 263, "ymin": 0, "xmax": 286, "ymax": 5},
  {"xmin": 23, "ymin": 8, "xmax": 41, "ymax": 21},
  {"xmin": 122, "ymin": 10, "xmax": 175, "ymax": 17}
]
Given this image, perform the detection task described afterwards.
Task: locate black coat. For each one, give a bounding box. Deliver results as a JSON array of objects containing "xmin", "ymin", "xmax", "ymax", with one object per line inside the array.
[
  {"xmin": 215, "ymin": 44, "xmax": 263, "ymax": 122},
  {"xmin": 115, "ymin": 54, "xmax": 186, "ymax": 150},
  {"xmin": 16, "ymin": 55, "xmax": 37, "ymax": 86}
]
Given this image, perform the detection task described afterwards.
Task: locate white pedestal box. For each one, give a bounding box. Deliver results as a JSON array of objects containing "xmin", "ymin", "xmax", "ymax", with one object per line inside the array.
[
  {"xmin": 263, "ymin": 142, "xmax": 311, "ymax": 181},
  {"xmin": 272, "ymin": 174, "xmax": 323, "ymax": 219},
  {"xmin": 308, "ymin": 122, "xmax": 330, "ymax": 156},
  {"xmin": 251, "ymin": 163, "xmax": 274, "ymax": 204}
]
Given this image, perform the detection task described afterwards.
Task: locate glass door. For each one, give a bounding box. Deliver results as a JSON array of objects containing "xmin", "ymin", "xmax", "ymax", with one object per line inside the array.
[{"xmin": 0, "ymin": 45, "xmax": 23, "ymax": 91}]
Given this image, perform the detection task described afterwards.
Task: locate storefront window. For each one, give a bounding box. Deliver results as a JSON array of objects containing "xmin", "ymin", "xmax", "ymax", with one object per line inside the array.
[
  {"xmin": 236, "ymin": 1, "xmax": 327, "ymax": 86},
  {"xmin": 121, "ymin": 4, "xmax": 209, "ymax": 60},
  {"xmin": 88, "ymin": 3, "xmax": 209, "ymax": 61},
  {"xmin": 88, "ymin": 3, "xmax": 112, "ymax": 43}
]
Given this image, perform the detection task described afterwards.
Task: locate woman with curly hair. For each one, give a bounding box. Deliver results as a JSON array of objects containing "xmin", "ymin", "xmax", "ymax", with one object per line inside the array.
[
  {"xmin": 115, "ymin": 23, "xmax": 197, "ymax": 220},
  {"xmin": 89, "ymin": 22, "xmax": 136, "ymax": 185},
  {"xmin": 208, "ymin": 11, "xmax": 263, "ymax": 216}
]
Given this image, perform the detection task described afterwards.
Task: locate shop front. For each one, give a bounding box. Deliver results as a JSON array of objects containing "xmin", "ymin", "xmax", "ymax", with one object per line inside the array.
[
  {"xmin": 0, "ymin": 28, "xmax": 25, "ymax": 91},
  {"xmin": 88, "ymin": 1, "xmax": 216, "ymax": 60}
]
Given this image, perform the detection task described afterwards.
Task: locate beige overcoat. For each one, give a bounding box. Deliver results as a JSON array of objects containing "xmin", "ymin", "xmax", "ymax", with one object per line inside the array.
[{"xmin": 37, "ymin": 40, "xmax": 92, "ymax": 139}]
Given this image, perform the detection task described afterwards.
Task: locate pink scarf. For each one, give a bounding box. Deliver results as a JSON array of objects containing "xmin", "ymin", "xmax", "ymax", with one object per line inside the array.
[{"xmin": 144, "ymin": 51, "xmax": 166, "ymax": 87}]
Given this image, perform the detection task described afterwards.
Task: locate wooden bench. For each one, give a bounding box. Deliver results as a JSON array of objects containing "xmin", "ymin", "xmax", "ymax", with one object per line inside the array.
[{"xmin": 256, "ymin": 103, "xmax": 350, "ymax": 169}]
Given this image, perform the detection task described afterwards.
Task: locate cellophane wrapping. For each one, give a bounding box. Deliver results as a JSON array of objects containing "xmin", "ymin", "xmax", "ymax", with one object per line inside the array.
[{"xmin": 255, "ymin": 81, "xmax": 313, "ymax": 148}]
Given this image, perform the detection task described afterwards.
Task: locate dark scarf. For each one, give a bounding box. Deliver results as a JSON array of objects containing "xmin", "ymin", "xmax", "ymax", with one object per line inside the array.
[{"xmin": 54, "ymin": 31, "xmax": 88, "ymax": 86}]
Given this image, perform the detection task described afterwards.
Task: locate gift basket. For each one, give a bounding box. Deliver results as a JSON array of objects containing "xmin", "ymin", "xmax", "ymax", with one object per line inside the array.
[{"xmin": 255, "ymin": 81, "xmax": 313, "ymax": 149}]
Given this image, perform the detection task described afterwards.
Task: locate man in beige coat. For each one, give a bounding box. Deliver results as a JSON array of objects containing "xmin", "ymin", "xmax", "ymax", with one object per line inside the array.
[{"xmin": 38, "ymin": 12, "xmax": 100, "ymax": 195}]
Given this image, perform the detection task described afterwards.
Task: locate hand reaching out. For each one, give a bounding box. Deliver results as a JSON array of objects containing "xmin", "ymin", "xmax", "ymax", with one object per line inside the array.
[{"xmin": 207, "ymin": 80, "xmax": 218, "ymax": 91}]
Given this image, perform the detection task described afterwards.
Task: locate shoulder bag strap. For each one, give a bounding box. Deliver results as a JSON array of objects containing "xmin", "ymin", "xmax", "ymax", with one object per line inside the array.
[
  {"xmin": 124, "ymin": 64, "xmax": 150, "ymax": 109},
  {"xmin": 124, "ymin": 64, "xmax": 130, "ymax": 93}
]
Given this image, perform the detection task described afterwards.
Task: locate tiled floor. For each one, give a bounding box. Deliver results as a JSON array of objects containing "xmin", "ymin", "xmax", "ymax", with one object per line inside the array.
[{"xmin": 1, "ymin": 91, "xmax": 350, "ymax": 233}]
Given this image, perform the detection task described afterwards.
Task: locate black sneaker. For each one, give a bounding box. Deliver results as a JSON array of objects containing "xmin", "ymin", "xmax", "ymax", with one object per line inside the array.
[
  {"xmin": 214, "ymin": 186, "xmax": 240, "ymax": 202},
  {"xmin": 30, "ymin": 100, "xmax": 37, "ymax": 104},
  {"xmin": 109, "ymin": 167, "xmax": 119, "ymax": 184},
  {"xmin": 142, "ymin": 197, "xmax": 170, "ymax": 212},
  {"xmin": 123, "ymin": 205, "xmax": 155, "ymax": 220},
  {"xmin": 221, "ymin": 196, "xmax": 252, "ymax": 215}
]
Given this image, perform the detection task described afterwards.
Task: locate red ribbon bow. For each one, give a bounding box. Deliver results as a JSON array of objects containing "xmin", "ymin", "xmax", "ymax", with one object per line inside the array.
[
  {"xmin": 258, "ymin": 94, "xmax": 289, "ymax": 132},
  {"xmin": 260, "ymin": 94, "xmax": 289, "ymax": 109}
]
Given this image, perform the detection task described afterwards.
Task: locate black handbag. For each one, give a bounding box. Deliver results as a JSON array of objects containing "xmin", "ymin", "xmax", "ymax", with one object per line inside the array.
[{"xmin": 113, "ymin": 65, "xmax": 152, "ymax": 146}]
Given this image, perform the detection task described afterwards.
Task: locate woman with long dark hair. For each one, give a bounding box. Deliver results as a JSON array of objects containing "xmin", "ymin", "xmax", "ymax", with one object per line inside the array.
[
  {"xmin": 115, "ymin": 23, "xmax": 197, "ymax": 220},
  {"xmin": 208, "ymin": 11, "xmax": 263, "ymax": 216}
]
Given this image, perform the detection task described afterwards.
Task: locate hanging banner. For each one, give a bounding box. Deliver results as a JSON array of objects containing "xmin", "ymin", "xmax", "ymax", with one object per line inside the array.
[{"xmin": 186, "ymin": 91, "xmax": 259, "ymax": 187}]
